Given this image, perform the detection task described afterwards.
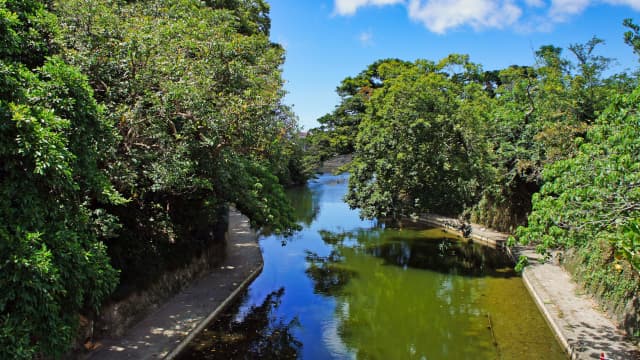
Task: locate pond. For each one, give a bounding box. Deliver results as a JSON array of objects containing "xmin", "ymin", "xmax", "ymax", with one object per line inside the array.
[{"xmin": 178, "ymin": 173, "xmax": 566, "ymax": 359}]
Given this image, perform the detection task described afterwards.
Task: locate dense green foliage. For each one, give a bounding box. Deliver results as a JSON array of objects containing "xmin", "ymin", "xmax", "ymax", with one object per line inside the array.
[
  {"xmin": 311, "ymin": 25, "xmax": 640, "ymax": 330},
  {"xmin": 317, "ymin": 35, "xmax": 627, "ymax": 226},
  {"xmin": 304, "ymin": 59, "xmax": 409, "ymax": 167},
  {"xmin": 0, "ymin": 0, "xmax": 119, "ymax": 357},
  {"xmin": 472, "ymin": 40, "xmax": 618, "ymax": 231},
  {"xmin": 517, "ymin": 87, "xmax": 640, "ymax": 308},
  {"xmin": 518, "ymin": 88, "xmax": 640, "ymax": 252},
  {"xmin": 316, "ymin": 35, "xmax": 630, "ymax": 230},
  {"xmin": 2, "ymin": 0, "xmax": 305, "ymax": 357},
  {"xmin": 53, "ymin": 0, "xmax": 305, "ymax": 287},
  {"xmin": 345, "ymin": 55, "xmax": 494, "ymax": 219}
]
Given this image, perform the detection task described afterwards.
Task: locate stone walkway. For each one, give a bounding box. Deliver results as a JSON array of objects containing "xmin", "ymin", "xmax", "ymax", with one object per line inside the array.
[
  {"xmin": 519, "ymin": 248, "xmax": 639, "ymax": 360},
  {"xmin": 83, "ymin": 209, "xmax": 263, "ymax": 360},
  {"xmin": 421, "ymin": 214, "xmax": 639, "ymax": 360},
  {"xmin": 416, "ymin": 214, "xmax": 509, "ymax": 248}
]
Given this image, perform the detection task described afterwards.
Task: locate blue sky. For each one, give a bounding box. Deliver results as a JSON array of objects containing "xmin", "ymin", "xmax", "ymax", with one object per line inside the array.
[{"xmin": 268, "ymin": 0, "xmax": 640, "ymax": 130}]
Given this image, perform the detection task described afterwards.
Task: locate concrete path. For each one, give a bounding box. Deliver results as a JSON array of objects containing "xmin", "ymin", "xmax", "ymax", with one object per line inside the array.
[
  {"xmin": 416, "ymin": 214, "xmax": 509, "ymax": 248},
  {"xmin": 84, "ymin": 209, "xmax": 263, "ymax": 360},
  {"xmin": 420, "ymin": 214, "xmax": 639, "ymax": 360},
  {"xmin": 519, "ymin": 248, "xmax": 640, "ymax": 360}
]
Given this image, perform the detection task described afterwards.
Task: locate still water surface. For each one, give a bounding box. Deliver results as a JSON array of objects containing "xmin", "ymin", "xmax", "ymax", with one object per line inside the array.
[{"xmin": 179, "ymin": 173, "xmax": 566, "ymax": 359}]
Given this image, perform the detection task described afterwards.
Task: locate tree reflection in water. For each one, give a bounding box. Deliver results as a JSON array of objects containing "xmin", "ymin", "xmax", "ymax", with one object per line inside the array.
[
  {"xmin": 303, "ymin": 229, "xmax": 518, "ymax": 359},
  {"xmin": 314, "ymin": 228, "xmax": 516, "ymax": 278},
  {"xmin": 304, "ymin": 228, "xmax": 516, "ymax": 304},
  {"xmin": 305, "ymin": 250, "xmax": 356, "ymax": 296},
  {"xmin": 288, "ymin": 185, "xmax": 320, "ymax": 227},
  {"xmin": 178, "ymin": 288, "xmax": 301, "ymax": 360}
]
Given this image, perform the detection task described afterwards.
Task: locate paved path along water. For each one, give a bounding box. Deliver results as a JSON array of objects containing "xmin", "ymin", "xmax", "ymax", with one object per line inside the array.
[
  {"xmin": 419, "ymin": 214, "xmax": 639, "ymax": 360},
  {"xmin": 520, "ymin": 250, "xmax": 639, "ymax": 360},
  {"xmin": 84, "ymin": 209, "xmax": 263, "ymax": 360}
]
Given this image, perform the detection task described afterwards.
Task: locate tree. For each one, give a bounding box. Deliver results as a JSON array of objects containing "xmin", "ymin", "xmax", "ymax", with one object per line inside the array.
[
  {"xmin": 305, "ymin": 59, "xmax": 411, "ymax": 167},
  {"xmin": 55, "ymin": 0, "xmax": 302, "ymax": 286},
  {"xmin": 470, "ymin": 64, "xmax": 545, "ymax": 230},
  {"xmin": 471, "ymin": 40, "xmax": 613, "ymax": 232},
  {"xmin": 516, "ymin": 86, "xmax": 640, "ymax": 310},
  {"xmin": 0, "ymin": 0, "xmax": 119, "ymax": 357},
  {"xmin": 517, "ymin": 86, "xmax": 640, "ymax": 254},
  {"xmin": 624, "ymin": 18, "xmax": 640, "ymax": 59},
  {"xmin": 568, "ymin": 36, "xmax": 613, "ymax": 124},
  {"xmin": 345, "ymin": 56, "xmax": 493, "ymax": 220},
  {"xmin": 205, "ymin": 0, "xmax": 272, "ymax": 36}
]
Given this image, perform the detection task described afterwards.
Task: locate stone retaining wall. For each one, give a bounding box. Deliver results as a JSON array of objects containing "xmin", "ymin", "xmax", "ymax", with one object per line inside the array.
[{"xmin": 74, "ymin": 239, "xmax": 225, "ymax": 354}]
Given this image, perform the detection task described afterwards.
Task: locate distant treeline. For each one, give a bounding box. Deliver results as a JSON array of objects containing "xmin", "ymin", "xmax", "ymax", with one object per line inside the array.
[
  {"xmin": 0, "ymin": 0, "xmax": 307, "ymax": 358},
  {"xmin": 305, "ymin": 29, "xmax": 640, "ymax": 334}
]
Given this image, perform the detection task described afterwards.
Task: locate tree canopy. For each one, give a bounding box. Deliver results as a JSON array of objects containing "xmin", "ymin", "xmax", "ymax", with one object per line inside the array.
[
  {"xmin": 345, "ymin": 56, "xmax": 493, "ymax": 220},
  {"xmin": 0, "ymin": 0, "xmax": 119, "ymax": 357},
  {"xmin": 304, "ymin": 59, "xmax": 411, "ymax": 167},
  {"xmin": 516, "ymin": 87, "xmax": 640, "ymax": 308},
  {"xmin": 52, "ymin": 0, "xmax": 306, "ymax": 286},
  {"xmin": 1, "ymin": 0, "xmax": 306, "ymax": 357}
]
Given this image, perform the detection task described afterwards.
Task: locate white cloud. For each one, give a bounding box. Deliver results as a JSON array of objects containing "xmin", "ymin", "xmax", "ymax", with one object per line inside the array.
[
  {"xmin": 407, "ymin": 0, "xmax": 522, "ymax": 34},
  {"xmin": 333, "ymin": 0, "xmax": 640, "ymax": 33},
  {"xmin": 549, "ymin": 0, "xmax": 590, "ymax": 21},
  {"xmin": 603, "ymin": 0, "xmax": 640, "ymax": 10},
  {"xmin": 334, "ymin": 0, "xmax": 405, "ymax": 15},
  {"xmin": 359, "ymin": 30, "xmax": 375, "ymax": 46},
  {"xmin": 548, "ymin": 0, "xmax": 640, "ymax": 24}
]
